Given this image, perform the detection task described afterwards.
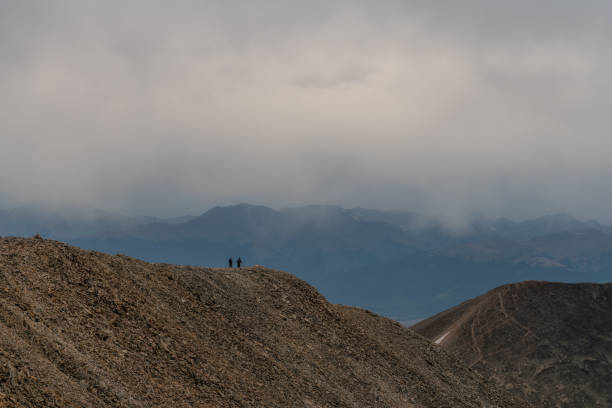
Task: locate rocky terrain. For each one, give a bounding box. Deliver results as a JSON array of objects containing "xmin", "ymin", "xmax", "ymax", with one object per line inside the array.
[
  {"xmin": 413, "ymin": 281, "xmax": 612, "ymax": 407},
  {"xmin": 0, "ymin": 237, "xmax": 529, "ymax": 407}
]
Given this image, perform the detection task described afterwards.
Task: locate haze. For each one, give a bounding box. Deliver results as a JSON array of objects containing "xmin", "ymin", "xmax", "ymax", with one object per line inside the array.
[{"xmin": 2, "ymin": 1, "xmax": 612, "ymax": 226}]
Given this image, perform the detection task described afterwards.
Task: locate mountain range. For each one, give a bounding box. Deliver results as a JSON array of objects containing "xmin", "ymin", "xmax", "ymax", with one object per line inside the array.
[{"xmin": 1, "ymin": 204, "xmax": 612, "ymax": 321}]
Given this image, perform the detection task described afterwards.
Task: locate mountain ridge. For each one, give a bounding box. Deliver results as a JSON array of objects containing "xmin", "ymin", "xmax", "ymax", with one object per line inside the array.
[{"xmin": 0, "ymin": 237, "xmax": 530, "ymax": 407}]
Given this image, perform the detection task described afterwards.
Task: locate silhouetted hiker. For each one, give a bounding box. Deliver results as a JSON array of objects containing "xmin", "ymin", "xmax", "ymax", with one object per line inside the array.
[
  {"xmin": 237, "ymin": 257, "xmax": 242, "ymax": 268},
  {"xmin": 228, "ymin": 258, "xmax": 233, "ymax": 268}
]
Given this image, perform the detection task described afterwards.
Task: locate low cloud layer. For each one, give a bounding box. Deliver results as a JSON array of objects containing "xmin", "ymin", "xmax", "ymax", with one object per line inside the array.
[{"xmin": 2, "ymin": 1, "xmax": 612, "ymax": 225}]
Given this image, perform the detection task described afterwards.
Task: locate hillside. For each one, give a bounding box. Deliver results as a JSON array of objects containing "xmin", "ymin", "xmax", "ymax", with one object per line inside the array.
[
  {"xmin": 413, "ymin": 281, "xmax": 612, "ymax": 407},
  {"xmin": 0, "ymin": 237, "xmax": 529, "ymax": 407}
]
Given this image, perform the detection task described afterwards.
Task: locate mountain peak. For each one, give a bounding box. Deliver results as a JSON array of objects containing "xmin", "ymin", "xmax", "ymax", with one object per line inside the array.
[{"xmin": 202, "ymin": 203, "xmax": 277, "ymax": 216}]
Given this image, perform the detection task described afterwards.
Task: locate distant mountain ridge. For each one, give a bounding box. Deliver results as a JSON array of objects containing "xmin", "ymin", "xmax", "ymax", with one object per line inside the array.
[
  {"xmin": 491, "ymin": 213, "xmax": 611, "ymax": 241},
  {"xmin": 0, "ymin": 204, "xmax": 197, "ymax": 239},
  {"xmin": 413, "ymin": 281, "xmax": 612, "ymax": 407},
  {"xmin": 2, "ymin": 204, "xmax": 612, "ymax": 320}
]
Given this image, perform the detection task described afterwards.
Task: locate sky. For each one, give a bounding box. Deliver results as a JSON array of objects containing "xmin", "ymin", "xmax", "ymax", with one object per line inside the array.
[{"xmin": 1, "ymin": 1, "xmax": 612, "ymax": 225}]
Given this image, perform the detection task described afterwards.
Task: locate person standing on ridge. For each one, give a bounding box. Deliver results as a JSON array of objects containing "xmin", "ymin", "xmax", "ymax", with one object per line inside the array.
[
  {"xmin": 228, "ymin": 257, "xmax": 233, "ymax": 268},
  {"xmin": 237, "ymin": 257, "xmax": 242, "ymax": 268}
]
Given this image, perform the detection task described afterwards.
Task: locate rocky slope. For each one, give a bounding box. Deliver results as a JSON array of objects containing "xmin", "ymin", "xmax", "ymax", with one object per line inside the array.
[
  {"xmin": 413, "ymin": 281, "xmax": 612, "ymax": 407},
  {"xmin": 0, "ymin": 237, "xmax": 529, "ymax": 407}
]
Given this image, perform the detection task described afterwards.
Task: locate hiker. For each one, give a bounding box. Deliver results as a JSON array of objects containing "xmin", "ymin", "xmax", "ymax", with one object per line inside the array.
[
  {"xmin": 237, "ymin": 257, "xmax": 242, "ymax": 268},
  {"xmin": 228, "ymin": 257, "xmax": 233, "ymax": 268}
]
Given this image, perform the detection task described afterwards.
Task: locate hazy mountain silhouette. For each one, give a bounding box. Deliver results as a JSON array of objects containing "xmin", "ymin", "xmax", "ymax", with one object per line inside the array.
[
  {"xmin": 413, "ymin": 281, "xmax": 612, "ymax": 407},
  {"xmin": 0, "ymin": 204, "xmax": 196, "ymax": 239},
  {"xmin": 492, "ymin": 214, "xmax": 610, "ymax": 241}
]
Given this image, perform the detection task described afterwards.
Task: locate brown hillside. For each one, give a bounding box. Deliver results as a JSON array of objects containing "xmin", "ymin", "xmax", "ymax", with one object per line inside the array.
[
  {"xmin": 413, "ymin": 281, "xmax": 612, "ymax": 408},
  {"xmin": 0, "ymin": 237, "xmax": 529, "ymax": 407}
]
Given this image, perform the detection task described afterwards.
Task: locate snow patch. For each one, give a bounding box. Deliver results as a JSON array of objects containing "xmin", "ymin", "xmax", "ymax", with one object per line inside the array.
[{"xmin": 434, "ymin": 331, "xmax": 450, "ymax": 345}]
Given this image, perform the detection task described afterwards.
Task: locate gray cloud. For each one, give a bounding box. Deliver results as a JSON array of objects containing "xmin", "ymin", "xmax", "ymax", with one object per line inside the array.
[{"xmin": 1, "ymin": 1, "xmax": 612, "ymax": 225}]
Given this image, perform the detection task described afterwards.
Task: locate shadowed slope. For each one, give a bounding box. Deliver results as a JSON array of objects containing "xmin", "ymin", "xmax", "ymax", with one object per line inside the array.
[
  {"xmin": 413, "ymin": 281, "xmax": 612, "ymax": 407},
  {"xmin": 0, "ymin": 237, "xmax": 529, "ymax": 407}
]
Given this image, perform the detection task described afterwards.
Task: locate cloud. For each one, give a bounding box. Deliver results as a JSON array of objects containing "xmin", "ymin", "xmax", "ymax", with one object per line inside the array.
[{"xmin": 1, "ymin": 1, "xmax": 612, "ymax": 224}]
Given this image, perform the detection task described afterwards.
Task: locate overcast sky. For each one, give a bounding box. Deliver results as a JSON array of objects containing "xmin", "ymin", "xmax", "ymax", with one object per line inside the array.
[{"xmin": 1, "ymin": 1, "xmax": 612, "ymax": 225}]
